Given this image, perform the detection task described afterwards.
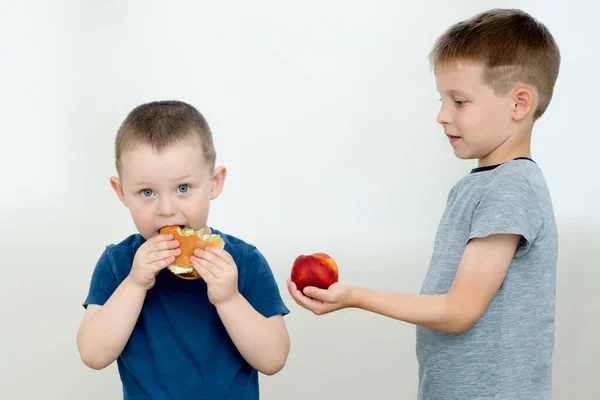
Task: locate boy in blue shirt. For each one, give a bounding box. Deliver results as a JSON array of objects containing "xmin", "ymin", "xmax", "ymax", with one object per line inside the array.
[
  {"xmin": 77, "ymin": 100, "xmax": 290, "ymax": 399},
  {"xmin": 288, "ymin": 9, "xmax": 560, "ymax": 400}
]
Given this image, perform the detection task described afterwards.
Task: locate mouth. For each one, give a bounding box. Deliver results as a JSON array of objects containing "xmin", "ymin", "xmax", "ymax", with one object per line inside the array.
[
  {"xmin": 157, "ymin": 224, "xmax": 187, "ymax": 234},
  {"xmin": 446, "ymin": 134, "xmax": 461, "ymax": 144}
]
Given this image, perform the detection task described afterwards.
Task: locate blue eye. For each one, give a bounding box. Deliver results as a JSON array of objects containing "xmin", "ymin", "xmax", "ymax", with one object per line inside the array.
[
  {"xmin": 141, "ymin": 189, "xmax": 154, "ymax": 197},
  {"xmin": 177, "ymin": 184, "xmax": 190, "ymax": 193}
]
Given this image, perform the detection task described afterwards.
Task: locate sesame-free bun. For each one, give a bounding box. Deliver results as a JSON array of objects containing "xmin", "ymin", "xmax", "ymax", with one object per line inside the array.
[{"xmin": 159, "ymin": 226, "xmax": 225, "ymax": 280}]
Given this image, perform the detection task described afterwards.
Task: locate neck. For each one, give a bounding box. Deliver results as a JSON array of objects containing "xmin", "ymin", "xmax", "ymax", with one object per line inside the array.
[{"xmin": 477, "ymin": 127, "xmax": 533, "ymax": 168}]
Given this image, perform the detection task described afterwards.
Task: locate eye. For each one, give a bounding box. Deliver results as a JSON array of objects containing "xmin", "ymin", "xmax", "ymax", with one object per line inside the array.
[
  {"xmin": 141, "ymin": 189, "xmax": 154, "ymax": 197},
  {"xmin": 177, "ymin": 184, "xmax": 190, "ymax": 194},
  {"xmin": 454, "ymin": 100, "xmax": 466, "ymax": 106}
]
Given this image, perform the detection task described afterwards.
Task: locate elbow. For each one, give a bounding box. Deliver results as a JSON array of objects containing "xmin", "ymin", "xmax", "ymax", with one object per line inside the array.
[
  {"xmin": 258, "ymin": 338, "xmax": 290, "ymax": 376},
  {"xmin": 443, "ymin": 310, "xmax": 481, "ymax": 334},
  {"xmin": 443, "ymin": 317, "xmax": 477, "ymax": 334},
  {"xmin": 77, "ymin": 337, "xmax": 113, "ymax": 370},
  {"xmin": 79, "ymin": 350, "xmax": 111, "ymax": 371},
  {"xmin": 441, "ymin": 298, "xmax": 485, "ymax": 335},
  {"xmin": 84, "ymin": 359, "xmax": 109, "ymax": 371},
  {"xmin": 259, "ymin": 358, "xmax": 287, "ymax": 376}
]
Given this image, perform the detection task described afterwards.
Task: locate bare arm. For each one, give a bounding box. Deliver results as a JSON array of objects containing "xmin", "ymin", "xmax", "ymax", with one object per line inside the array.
[
  {"xmin": 77, "ymin": 234, "xmax": 180, "ymax": 370},
  {"xmin": 192, "ymin": 246, "xmax": 290, "ymax": 375},
  {"xmin": 76, "ymin": 278, "xmax": 147, "ymax": 369},
  {"xmin": 216, "ymin": 294, "xmax": 290, "ymax": 375},
  {"xmin": 289, "ymin": 234, "xmax": 521, "ymax": 334}
]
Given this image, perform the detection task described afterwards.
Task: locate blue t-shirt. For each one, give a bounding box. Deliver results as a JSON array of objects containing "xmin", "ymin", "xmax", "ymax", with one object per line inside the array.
[{"xmin": 83, "ymin": 228, "xmax": 290, "ymax": 400}]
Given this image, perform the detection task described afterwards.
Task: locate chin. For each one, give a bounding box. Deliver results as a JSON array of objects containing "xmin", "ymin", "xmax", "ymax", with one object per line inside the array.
[
  {"xmin": 453, "ymin": 147, "xmax": 481, "ymax": 160},
  {"xmin": 453, "ymin": 150, "xmax": 472, "ymax": 160}
]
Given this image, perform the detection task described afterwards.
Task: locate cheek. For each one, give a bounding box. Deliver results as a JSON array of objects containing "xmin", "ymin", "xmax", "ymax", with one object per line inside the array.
[
  {"xmin": 122, "ymin": 191, "xmax": 140, "ymax": 205},
  {"xmin": 483, "ymin": 104, "xmax": 511, "ymax": 136},
  {"xmin": 182, "ymin": 191, "xmax": 211, "ymax": 213},
  {"xmin": 453, "ymin": 109, "xmax": 474, "ymax": 132},
  {"xmin": 127, "ymin": 199, "xmax": 154, "ymax": 220},
  {"xmin": 460, "ymin": 106, "xmax": 488, "ymax": 135}
]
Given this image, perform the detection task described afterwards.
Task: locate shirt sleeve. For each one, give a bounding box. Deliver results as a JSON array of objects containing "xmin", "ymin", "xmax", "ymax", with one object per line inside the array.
[
  {"xmin": 468, "ymin": 171, "xmax": 543, "ymax": 257},
  {"xmin": 242, "ymin": 248, "xmax": 290, "ymax": 318},
  {"xmin": 82, "ymin": 246, "xmax": 119, "ymax": 308}
]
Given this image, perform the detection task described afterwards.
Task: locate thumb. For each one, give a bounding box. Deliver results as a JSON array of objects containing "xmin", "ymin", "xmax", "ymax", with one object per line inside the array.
[{"xmin": 303, "ymin": 286, "xmax": 334, "ymax": 302}]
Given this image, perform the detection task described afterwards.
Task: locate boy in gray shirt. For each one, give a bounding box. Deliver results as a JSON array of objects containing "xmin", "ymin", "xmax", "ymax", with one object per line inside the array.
[{"xmin": 288, "ymin": 9, "xmax": 560, "ymax": 400}]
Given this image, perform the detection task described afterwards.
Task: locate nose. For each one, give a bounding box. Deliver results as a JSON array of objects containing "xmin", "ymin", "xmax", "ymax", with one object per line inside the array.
[
  {"xmin": 157, "ymin": 196, "xmax": 177, "ymax": 217},
  {"xmin": 436, "ymin": 101, "xmax": 451, "ymax": 126}
]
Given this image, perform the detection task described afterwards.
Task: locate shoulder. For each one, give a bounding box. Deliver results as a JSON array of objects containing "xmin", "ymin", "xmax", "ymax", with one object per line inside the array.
[
  {"xmin": 486, "ymin": 159, "xmax": 547, "ymax": 193},
  {"xmin": 85, "ymin": 233, "xmax": 145, "ymax": 305},
  {"xmin": 106, "ymin": 233, "xmax": 145, "ymax": 258},
  {"xmin": 100, "ymin": 233, "xmax": 146, "ymax": 274},
  {"xmin": 467, "ymin": 160, "xmax": 550, "ymax": 249},
  {"xmin": 463, "ymin": 159, "xmax": 545, "ymax": 208},
  {"xmin": 211, "ymin": 228, "xmax": 266, "ymax": 269},
  {"xmin": 214, "ymin": 228, "xmax": 257, "ymax": 255}
]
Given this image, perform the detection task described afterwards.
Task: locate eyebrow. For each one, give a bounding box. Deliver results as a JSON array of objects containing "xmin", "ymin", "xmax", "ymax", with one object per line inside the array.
[
  {"xmin": 134, "ymin": 174, "xmax": 192, "ymax": 187},
  {"xmin": 446, "ymin": 89, "xmax": 469, "ymax": 97}
]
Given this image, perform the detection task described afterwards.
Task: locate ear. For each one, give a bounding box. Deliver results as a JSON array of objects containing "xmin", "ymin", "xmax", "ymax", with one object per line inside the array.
[
  {"xmin": 210, "ymin": 166, "xmax": 227, "ymax": 200},
  {"xmin": 511, "ymin": 85, "xmax": 536, "ymax": 122},
  {"xmin": 110, "ymin": 176, "xmax": 128, "ymax": 207}
]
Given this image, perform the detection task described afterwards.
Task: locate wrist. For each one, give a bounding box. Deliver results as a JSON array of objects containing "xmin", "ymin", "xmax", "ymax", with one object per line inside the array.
[
  {"xmin": 215, "ymin": 291, "xmax": 243, "ymax": 311},
  {"xmin": 347, "ymin": 285, "xmax": 362, "ymax": 308},
  {"xmin": 124, "ymin": 275, "xmax": 150, "ymax": 294}
]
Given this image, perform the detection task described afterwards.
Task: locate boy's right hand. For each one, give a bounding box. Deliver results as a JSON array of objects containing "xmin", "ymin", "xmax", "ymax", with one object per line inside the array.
[{"xmin": 127, "ymin": 234, "xmax": 181, "ymax": 290}]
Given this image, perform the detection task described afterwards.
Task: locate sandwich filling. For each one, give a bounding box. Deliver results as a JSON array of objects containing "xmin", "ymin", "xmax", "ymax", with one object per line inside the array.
[{"xmin": 166, "ymin": 227, "xmax": 223, "ymax": 275}]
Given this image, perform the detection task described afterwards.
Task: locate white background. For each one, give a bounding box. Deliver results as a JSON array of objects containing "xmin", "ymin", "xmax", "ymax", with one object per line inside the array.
[{"xmin": 1, "ymin": 1, "xmax": 598, "ymax": 399}]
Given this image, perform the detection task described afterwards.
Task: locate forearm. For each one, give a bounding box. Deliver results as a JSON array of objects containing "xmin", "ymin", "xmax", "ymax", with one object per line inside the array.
[
  {"xmin": 77, "ymin": 277, "xmax": 147, "ymax": 369},
  {"xmin": 350, "ymin": 287, "xmax": 475, "ymax": 334},
  {"xmin": 216, "ymin": 294, "xmax": 289, "ymax": 375}
]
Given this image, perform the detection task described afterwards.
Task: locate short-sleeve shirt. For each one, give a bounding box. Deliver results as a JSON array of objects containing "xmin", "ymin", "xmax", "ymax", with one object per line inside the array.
[
  {"xmin": 83, "ymin": 228, "xmax": 290, "ymax": 400},
  {"xmin": 417, "ymin": 158, "xmax": 558, "ymax": 400}
]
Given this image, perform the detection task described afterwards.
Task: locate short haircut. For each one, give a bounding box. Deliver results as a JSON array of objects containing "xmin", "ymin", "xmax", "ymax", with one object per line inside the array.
[
  {"xmin": 114, "ymin": 100, "xmax": 216, "ymax": 173},
  {"xmin": 430, "ymin": 9, "xmax": 561, "ymax": 119}
]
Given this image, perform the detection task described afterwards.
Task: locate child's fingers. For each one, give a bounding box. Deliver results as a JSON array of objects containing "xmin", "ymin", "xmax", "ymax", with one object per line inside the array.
[
  {"xmin": 196, "ymin": 263, "xmax": 217, "ymax": 285},
  {"xmin": 302, "ymin": 286, "xmax": 334, "ymax": 303},
  {"xmin": 191, "ymin": 257, "xmax": 220, "ymax": 279},
  {"xmin": 204, "ymin": 246, "xmax": 234, "ymax": 264},
  {"xmin": 147, "ymin": 233, "xmax": 174, "ymax": 245},
  {"xmin": 194, "ymin": 249, "xmax": 226, "ymax": 271},
  {"xmin": 142, "ymin": 239, "xmax": 179, "ymax": 258},
  {"xmin": 286, "ymin": 280, "xmax": 298, "ymax": 295},
  {"xmin": 294, "ymin": 291, "xmax": 324, "ymax": 312},
  {"xmin": 148, "ymin": 248, "xmax": 181, "ymax": 263},
  {"xmin": 287, "ymin": 280, "xmax": 320, "ymax": 310},
  {"xmin": 196, "ymin": 248, "xmax": 237, "ymax": 276},
  {"xmin": 286, "ymin": 281, "xmax": 303, "ymax": 303},
  {"xmin": 149, "ymin": 255, "xmax": 176, "ymax": 273},
  {"xmin": 152, "ymin": 239, "xmax": 180, "ymax": 251},
  {"xmin": 287, "ymin": 280, "xmax": 305, "ymax": 299}
]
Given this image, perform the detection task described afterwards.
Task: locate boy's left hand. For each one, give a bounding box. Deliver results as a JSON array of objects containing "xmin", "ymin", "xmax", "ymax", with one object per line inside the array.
[
  {"xmin": 191, "ymin": 247, "xmax": 239, "ymax": 305},
  {"xmin": 286, "ymin": 279, "xmax": 355, "ymax": 315}
]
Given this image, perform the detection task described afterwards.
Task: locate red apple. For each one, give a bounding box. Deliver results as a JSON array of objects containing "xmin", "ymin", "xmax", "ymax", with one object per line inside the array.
[{"xmin": 291, "ymin": 253, "xmax": 339, "ymax": 292}]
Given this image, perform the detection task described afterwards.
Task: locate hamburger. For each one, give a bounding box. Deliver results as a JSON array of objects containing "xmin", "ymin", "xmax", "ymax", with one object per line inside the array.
[{"xmin": 159, "ymin": 225, "xmax": 225, "ymax": 280}]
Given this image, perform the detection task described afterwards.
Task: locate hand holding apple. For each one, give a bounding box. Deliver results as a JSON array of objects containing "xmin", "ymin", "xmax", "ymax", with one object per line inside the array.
[{"xmin": 287, "ymin": 279, "xmax": 355, "ymax": 315}]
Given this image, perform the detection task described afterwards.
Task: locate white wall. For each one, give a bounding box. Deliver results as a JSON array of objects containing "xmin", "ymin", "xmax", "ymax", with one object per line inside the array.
[{"xmin": 1, "ymin": 1, "xmax": 598, "ymax": 399}]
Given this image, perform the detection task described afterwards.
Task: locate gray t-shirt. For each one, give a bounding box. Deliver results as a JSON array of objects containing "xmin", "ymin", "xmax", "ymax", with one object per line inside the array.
[{"xmin": 417, "ymin": 158, "xmax": 558, "ymax": 400}]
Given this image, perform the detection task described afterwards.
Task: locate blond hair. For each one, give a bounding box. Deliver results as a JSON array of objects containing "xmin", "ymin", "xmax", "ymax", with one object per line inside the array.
[
  {"xmin": 114, "ymin": 100, "xmax": 216, "ymax": 173},
  {"xmin": 430, "ymin": 9, "xmax": 561, "ymax": 119}
]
